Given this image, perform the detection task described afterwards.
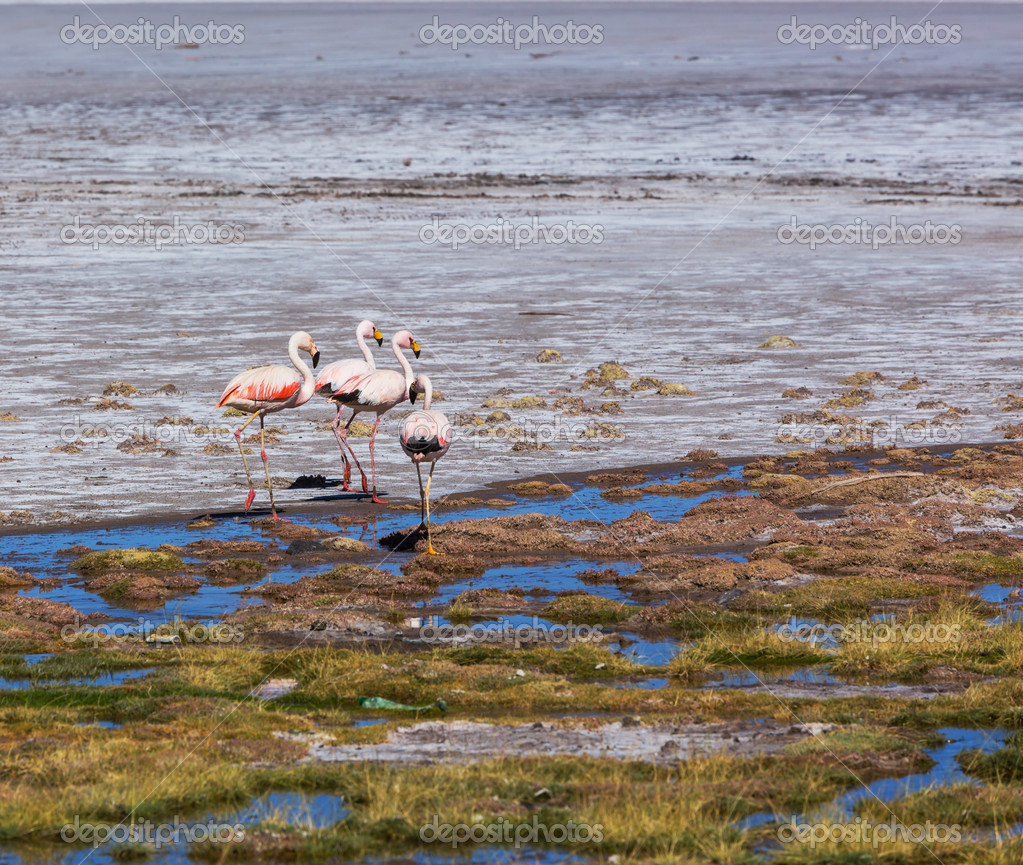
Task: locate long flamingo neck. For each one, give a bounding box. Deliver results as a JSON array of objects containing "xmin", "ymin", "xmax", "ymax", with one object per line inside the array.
[
  {"xmin": 356, "ymin": 329, "xmax": 374, "ymax": 367},
  {"xmin": 422, "ymin": 379, "xmax": 433, "ymax": 411},
  {"xmin": 392, "ymin": 337, "xmax": 414, "ymax": 386},
  {"xmin": 289, "ymin": 338, "xmax": 315, "ymax": 405}
]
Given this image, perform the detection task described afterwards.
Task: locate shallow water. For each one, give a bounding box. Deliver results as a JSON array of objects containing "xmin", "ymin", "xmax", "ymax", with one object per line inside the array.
[
  {"xmin": 971, "ymin": 582, "xmax": 1023, "ymax": 624},
  {"xmin": 0, "ymin": 667, "xmax": 155, "ymax": 691},
  {"xmin": 2, "ymin": 4, "xmax": 1022, "ymax": 524},
  {"xmin": 739, "ymin": 726, "xmax": 1008, "ymax": 831}
]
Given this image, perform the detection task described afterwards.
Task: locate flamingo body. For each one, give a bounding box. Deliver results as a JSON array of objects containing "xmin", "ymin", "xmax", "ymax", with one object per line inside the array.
[
  {"xmin": 400, "ymin": 410, "xmax": 452, "ymax": 462},
  {"xmin": 331, "ymin": 328, "xmax": 420, "ymax": 504},
  {"xmin": 400, "ymin": 374, "xmax": 450, "ymax": 554},
  {"xmin": 217, "ymin": 364, "xmax": 305, "ymax": 414},
  {"xmin": 314, "ymin": 320, "xmax": 384, "ymax": 493},
  {"xmin": 339, "ymin": 368, "xmax": 410, "ymax": 414},
  {"xmin": 216, "ymin": 330, "xmax": 320, "ymax": 517}
]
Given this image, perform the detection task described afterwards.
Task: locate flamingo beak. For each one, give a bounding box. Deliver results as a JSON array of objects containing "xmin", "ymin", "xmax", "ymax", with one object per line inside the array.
[
  {"xmin": 312, "ymin": 350, "xmax": 321, "ymax": 368},
  {"xmin": 374, "ymin": 328, "xmax": 384, "ymax": 346},
  {"xmin": 411, "ymin": 340, "xmax": 421, "ymax": 359},
  {"xmin": 409, "ymin": 385, "xmax": 418, "ymax": 405}
]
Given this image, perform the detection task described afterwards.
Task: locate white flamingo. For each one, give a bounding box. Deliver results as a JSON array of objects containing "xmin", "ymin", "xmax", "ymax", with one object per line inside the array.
[
  {"xmin": 216, "ymin": 331, "xmax": 320, "ymax": 518},
  {"xmin": 318, "ymin": 329, "xmax": 420, "ymax": 503},
  {"xmin": 400, "ymin": 374, "xmax": 452, "ymax": 554},
  {"xmin": 314, "ymin": 320, "xmax": 384, "ymax": 492}
]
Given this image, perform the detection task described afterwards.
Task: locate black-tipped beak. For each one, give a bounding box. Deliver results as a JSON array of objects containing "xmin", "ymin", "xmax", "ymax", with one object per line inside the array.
[
  {"xmin": 409, "ymin": 385, "xmax": 418, "ymax": 405},
  {"xmin": 312, "ymin": 351, "xmax": 320, "ymax": 369},
  {"xmin": 374, "ymin": 329, "xmax": 384, "ymax": 347}
]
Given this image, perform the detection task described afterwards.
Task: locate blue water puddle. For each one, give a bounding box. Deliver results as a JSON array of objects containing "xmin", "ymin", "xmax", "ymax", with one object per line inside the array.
[
  {"xmin": 611, "ymin": 678, "xmax": 669, "ymax": 690},
  {"xmin": 352, "ymin": 718, "xmax": 388, "ymax": 728},
  {"xmin": 428, "ymin": 559, "xmax": 642, "ymax": 606},
  {"xmin": 970, "ymin": 582, "xmax": 1023, "ymax": 624},
  {"xmin": 22, "ymin": 846, "xmax": 589, "ymax": 865},
  {"xmin": 707, "ymin": 666, "xmax": 840, "ymax": 689},
  {"xmin": 0, "ymin": 667, "xmax": 155, "ymax": 691},
  {"xmin": 22, "ymin": 653, "xmax": 53, "ymax": 666},
  {"xmin": 612, "ymin": 635, "xmax": 681, "ymax": 666},
  {"xmin": 738, "ymin": 727, "xmax": 1008, "ymax": 831},
  {"xmin": 218, "ymin": 792, "xmax": 349, "ymax": 830},
  {"xmin": 77, "ymin": 721, "xmax": 122, "ymax": 729},
  {"xmin": 711, "ymin": 551, "xmax": 748, "ymax": 563}
]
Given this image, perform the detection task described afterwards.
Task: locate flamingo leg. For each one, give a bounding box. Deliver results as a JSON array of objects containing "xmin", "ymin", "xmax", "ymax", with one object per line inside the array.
[
  {"xmin": 424, "ymin": 462, "xmax": 440, "ymax": 555},
  {"xmin": 329, "ymin": 406, "xmax": 355, "ymax": 492},
  {"xmin": 342, "ymin": 414, "xmax": 370, "ymax": 495},
  {"xmin": 259, "ymin": 415, "xmax": 281, "ymax": 520},
  {"xmin": 234, "ymin": 412, "xmax": 262, "ymax": 510},
  {"xmin": 415, "ymin": 461, "xmax": 425, "ymax": 525},
  {"xmin": 369, "ymin": 415, "xmax": 387, "ymax": 504}
]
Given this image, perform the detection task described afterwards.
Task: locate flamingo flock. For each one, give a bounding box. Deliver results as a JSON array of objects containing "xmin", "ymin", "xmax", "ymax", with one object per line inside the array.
[{"xmin": 216, "ymin": 324, "xmax": 451, "ymax": 545}]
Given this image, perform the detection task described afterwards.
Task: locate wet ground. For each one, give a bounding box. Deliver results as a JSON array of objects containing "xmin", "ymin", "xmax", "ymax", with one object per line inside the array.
[
  {"xmin": 3, "ymin": 442, "xmax": 1023, "ymax": 861},
  {"xmin": 1, "ymin": 3, "xmax": 1022, "ymax": 524}
]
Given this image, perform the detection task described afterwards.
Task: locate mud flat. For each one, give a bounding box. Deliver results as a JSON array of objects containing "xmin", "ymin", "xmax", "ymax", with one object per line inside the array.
[
  {"xmin": 293, "ymin": 718, "xmax": 836, "ymax": 765},
  {"xmin": 1, "ymin": 3, "xmax": 1022, "ymax": 524}
]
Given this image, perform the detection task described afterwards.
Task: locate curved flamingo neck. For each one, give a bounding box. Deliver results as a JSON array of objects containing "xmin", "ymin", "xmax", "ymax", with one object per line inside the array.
[
  {"xmin": 392, "ymin": 335, "xmax": 414, "ymax": 386},
  {"xmin": 421, "ymin": 378, "xmax": 433, "ymax": 411},
  {"xmin": 356, "ymin": 323, "xmax": 375, "ymax": 368},
  {"xmin": 289, "ymin": 334, "xmax": 316, "ymax": 406}
]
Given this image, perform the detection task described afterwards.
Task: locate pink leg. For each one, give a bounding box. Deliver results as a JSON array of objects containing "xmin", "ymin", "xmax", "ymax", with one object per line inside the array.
[
  {"xmin": 329, "ymin": 407, "xmax": 355, "ymax": 492},
  {"xmin": 343, "ymin": 415, "xmax": 370, "ymax": 495},
  {"xmin": 369, "ymin": 415, "xmax": 387, "ymax": 504}
]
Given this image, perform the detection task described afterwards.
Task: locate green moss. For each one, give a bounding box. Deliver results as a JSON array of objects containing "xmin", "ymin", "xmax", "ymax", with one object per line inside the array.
[
  {"xmin": 71, "ymin": 548, "xmax": 186, "ymax": 575},
  {"xmin": 541, "ymin": 595, "xmax": 638, "ymax": 625}
]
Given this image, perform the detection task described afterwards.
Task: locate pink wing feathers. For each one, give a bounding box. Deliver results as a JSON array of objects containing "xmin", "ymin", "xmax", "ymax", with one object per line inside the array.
[
  {"xmin": 217, "ymin": 364, "xmax": 301, "ymax": 408},
  {"xmin": 315, "ymin": 358, "xmax": 372, "ymax": 398},
  {"xmin": 332, "ymin": 369, "xmax": 408, "ymax": 410}
]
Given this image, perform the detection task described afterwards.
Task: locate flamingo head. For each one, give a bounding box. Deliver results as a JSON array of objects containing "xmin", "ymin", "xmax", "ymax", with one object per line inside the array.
[
  {"xmin": 359, "ymin": 319, "xmax": 384, "ymax": 347},
  {"xmin": 409, "ymin": 374, "xmax": 432, "ymax": 405},
  {"xmin": 394, "ymin": 329, "xmax": 421, "ymax": 359},
  {"xmin": 293, "ymin": 331, "xmax": 321, "ymax": 368}
]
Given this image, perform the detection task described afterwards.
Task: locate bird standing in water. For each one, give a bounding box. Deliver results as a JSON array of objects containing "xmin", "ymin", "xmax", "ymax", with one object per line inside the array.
[
  {"xmin": 399, "ymin": 374, "xmax": 451, "ymax": 554},
  {"xmin": 320, "ymin": 329, "xmax": 421, "ymax": 503},
  {"xmin": 314, "ymin": 319, "xmax": 384, "ymax": 492},
  {"xmin": 216, "ymin": 330, "xmax": 320, "ymax": 518}
]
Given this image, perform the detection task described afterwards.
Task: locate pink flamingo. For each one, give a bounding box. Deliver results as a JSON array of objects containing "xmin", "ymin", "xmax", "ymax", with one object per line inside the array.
[
  {"xmin": 314, "ymin": 320, "xmax": 384, "ymax": 493},
  {"xmin": 324, "ymin": 330, "xmax": 420, "ymax": 504},
  {"xmin": 216, "ymin": 330, "xmax": 320, "ymax": 518},
  {"xmin": 400, "ymin": 374, "xmax": 452, "ymax": 555}
]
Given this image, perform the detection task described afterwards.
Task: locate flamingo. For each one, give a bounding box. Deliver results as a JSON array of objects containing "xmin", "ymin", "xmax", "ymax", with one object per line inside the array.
[
  {"xmin": 400, "ymin": 374, "xmax": 452, "ymax": 555},
  {"xmin": 215, "ymin": 330, "xmax": 320, "ymax": 519},
  {"xmin": 323, "ymin": 330, "xmax": 420, "ymax": 503},
  {"xmin": 314, "ymin": 320, "xmax": 384, "ymax": 493}
]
